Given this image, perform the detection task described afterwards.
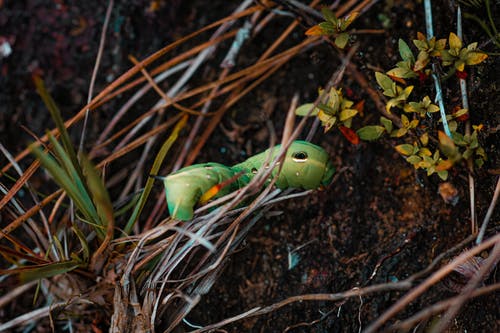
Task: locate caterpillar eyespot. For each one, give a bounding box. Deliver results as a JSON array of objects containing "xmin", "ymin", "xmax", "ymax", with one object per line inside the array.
[
  {"xmin": 161, "ymin": 140, "xmax": 334, "ymax": 220},
  {"xmin": 292, "ymin": 151, "xmax": 308, "ymax": 162}
]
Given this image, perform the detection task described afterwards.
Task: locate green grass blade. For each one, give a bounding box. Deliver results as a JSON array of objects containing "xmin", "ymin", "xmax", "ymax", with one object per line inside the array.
[
  {"xmin": 124, "ymin": 115, "xmax": 188, "ymax": 234},
  {"xmin": 29, "ymin": 145, "xmax": 100, "ymax": 230},
  {"xmin": 14, "ymin": 260, "xmax": 81, "ymax": 283},
  {"xmin": 80, "ymin": 153, "xmax": 114, "ymax": 240},
  {"xmin": 30, "ymin": 146, "xmax": 89, "ymax": 214},
  {"xmin": 33, "ymin": 76, "xmax": 82, "ymax": 176},
  {"xmin": 72, "ymin": 226, "xmax": 90, "ymax": 263},
  {"xmin": 47, "ymin": 134, "xmax": 100, "ymax": 222}
]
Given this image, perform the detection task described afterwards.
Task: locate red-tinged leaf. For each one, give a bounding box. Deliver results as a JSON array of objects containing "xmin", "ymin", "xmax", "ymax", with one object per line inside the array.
[
  {"xmin": 305, "ymin": 25, "xmax": 326, "ymax": 36},
  {"xmin": 417, "ymin": 71, "xmax": 429, "ymax": 84},
  {"xmin": 455, "ymin": 70, "xmax": 468, "ymax": 79},
  {"xmin": 456, "ymin": 112, "xmax": 469, "ymax": 122},
  {"xmin": 353, "ymin": 100, "xmax": 365, "ymax": 116},
  {"xmin": 339, "ymin": 126, "xmax": 360, "ymax": 145},
  {"xmin": 345, "ymin": 87, "xmax": 354, "ymax": 98},
  {"xmin": 387, "ymin": 73, "xmax": 406, "ymax": 85}
]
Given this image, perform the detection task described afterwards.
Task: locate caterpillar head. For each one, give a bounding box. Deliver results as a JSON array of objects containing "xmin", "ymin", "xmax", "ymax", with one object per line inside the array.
[{"xmin": 276, "ymin": 140, "xmax": 334, "ymax": 189}]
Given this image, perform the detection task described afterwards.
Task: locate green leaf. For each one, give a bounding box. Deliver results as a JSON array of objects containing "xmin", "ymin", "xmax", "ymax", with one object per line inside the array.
[
  {"xmin": 356, "ymin": 125, "xmax": 386, "ymax": 141},
  {"xmin": 406, "ymin": 155, "xmax": 422, "ymax": 165},
  {"xmin": 318, "ymin": 21, "xmax": 335, "ymax": 34},
  {"xmin": 335, "ymin": 32, "xmax": 350, "ymax": 49},
  {"xmin": 437, "ymin": 170, "xmax": 448, "ymax": 180},
  {"xmin": 451, "ymin": 132, "xmax": 466, "ymax": 146},
  {"xmin": 380, "ymin": 116, "xmax": 393, "ymax": 133},
  {"xmin": 321, "ymin": 7, "xmax": 338, "ymax": 25},
  {"xmin": 295, "ymin": 103, "xmax": 319, "ymax": 117},
  {"xmin": 375, "ymin": 72, "xmax": 395, "ymax": 94},
  {"xmin": 398, "ymin": 39, "xmax": 415, "ymax": 62},
  {"xmin": 462, "ymin": 148, "xmax": 474, "ymax": 160}
]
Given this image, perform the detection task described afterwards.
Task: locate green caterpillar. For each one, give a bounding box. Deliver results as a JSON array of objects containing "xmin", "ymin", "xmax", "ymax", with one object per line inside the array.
[{"xmin": 162, "ymin": 140, "xmax": 334, "ymax": 220}]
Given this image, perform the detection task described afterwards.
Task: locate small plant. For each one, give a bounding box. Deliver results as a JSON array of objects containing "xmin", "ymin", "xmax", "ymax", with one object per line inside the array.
[
  {"xmin": 295, "ymin": 87, "xmax": 362, "ymax": 143},
  {"xmin": 375, "ymin": 72, "xmax": 414, "ymax": 111},
  {"xmin": 305, "ymin": 7, "xmax": 358, "ymax": 49},
  {"xmin": 1, "ymin": 76, "xmax": 116, "ymax": 284},
  {"xmin": 363, "ymin": 33, "xmax": 487, "ymax": 179},
  {"xmin": 297, "ymin": 32, "xmax": 488, "ymax": 180},
  {"xmin": 404, "ymin": 96, "xmax": 440, "ymax": 117},
  {"xmin": 441, "ymin": 32, "xmax": 488, "ymax": 74},
  {"xmin": 387, "ymin": 33, "xmax": 487, "ymax": 80}
]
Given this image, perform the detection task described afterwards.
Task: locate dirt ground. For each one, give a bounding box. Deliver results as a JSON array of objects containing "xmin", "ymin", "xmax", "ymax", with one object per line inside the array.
[{"xmin": 0, "ymin": 0, "xmax": 499, "ymax": 332}]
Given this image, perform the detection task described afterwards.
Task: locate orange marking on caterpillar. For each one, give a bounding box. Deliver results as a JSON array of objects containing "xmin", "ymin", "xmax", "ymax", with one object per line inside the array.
[{"xmin": 199, "ymin": 171, "xmax": 245, "ymax": 204}]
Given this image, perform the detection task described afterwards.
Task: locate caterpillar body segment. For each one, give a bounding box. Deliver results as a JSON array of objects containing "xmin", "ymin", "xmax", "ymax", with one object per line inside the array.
[{"xmin": 163, "ymin": 162, "xmax": 250, "ymax": 221}]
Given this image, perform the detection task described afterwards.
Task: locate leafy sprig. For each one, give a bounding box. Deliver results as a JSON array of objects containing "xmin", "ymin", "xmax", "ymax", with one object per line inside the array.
[{"xmin": 305, "ymin": 8, "xmax": 359, "ymax": 49}]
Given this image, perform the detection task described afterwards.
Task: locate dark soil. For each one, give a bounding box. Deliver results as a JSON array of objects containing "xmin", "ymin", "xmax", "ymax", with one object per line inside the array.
[{"xmin": 1, "ymin": 1, "xmax": 499, "ymax": 332}]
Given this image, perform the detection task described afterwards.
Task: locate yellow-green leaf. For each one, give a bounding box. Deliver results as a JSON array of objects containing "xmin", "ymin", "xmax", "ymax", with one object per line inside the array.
[
  {"xmin": 335, "ymin": 32, "xmax": 349, "ymax": 49},
  {"xmin": 401, "ymin": 114, "xmax": 410, "ymax": 127},
  {"xmin": 418, "ymin": 147, "xmax": 432, "ymax": 156},
  {"xmin": 380, "ymin": 116, "xmax": 393, "ymax": 133},
  {"xmin": 356, "ymin": 125, "xmax": 386, "ymax": 141},
  {"xmin": 449, "ymin": 32, "xmax": 462, "ymax": 50},
  {"xmin": 339, "ymin": 108, "xmax": 358, "ymax": 121},
  {"xmin": 438, "ymin": 131, "xmax": 459, "ymax": 158},
  {"xmin": 295, "ymin": 103, "xmax": 319, "ymax": 117},
  {"xmin": 398, "ymin": 38, "xmax": 414, "ymax": 62},
  {"xmin": 407, "ymin": 155, "xmax": 422, "ymax": 165},
  {"xmin": 395, "ymin": 144, "xmax": 415, "ymax": 156},
  {"xmin": 14, "ymin": 260, "xmax": 82, "ymax": 283},
  {"xmin": 375, "ymin": 72, "xmax": 394, "ymax": 93},
  {"xmin": 391, "ymin": 127, "xmax": 408, "ymax": 138},
  {"xmin": 420, "ymin": 133, "xmax": 429, "ymax": 146},
  {"xmin": 341, "ymin": 12, "xmax": 359, "ymax": 30},
  {"xmin": 465, "ymin": 51, "xmax": 488, "ymax": 65},
  {"xmin": 437, "ymin": 170, "xmax": 448, "ymax": 180}
]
